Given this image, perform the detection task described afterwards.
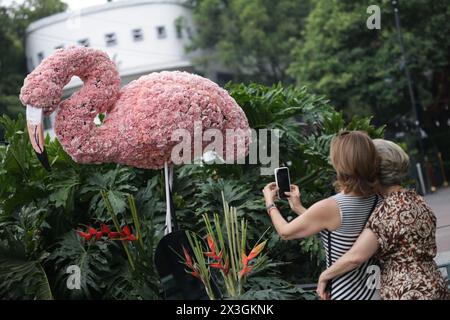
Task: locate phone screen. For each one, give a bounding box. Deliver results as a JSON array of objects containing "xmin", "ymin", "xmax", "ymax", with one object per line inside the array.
[{"xmin": 275, "ymin": 167, "xmax": 291, "ymax": 199}]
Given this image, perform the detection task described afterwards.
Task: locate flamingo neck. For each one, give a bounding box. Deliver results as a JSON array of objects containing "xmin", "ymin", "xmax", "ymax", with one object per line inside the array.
[{"xmin": 52, "ymin": 48, "xmax": 121, "ymax": 164}]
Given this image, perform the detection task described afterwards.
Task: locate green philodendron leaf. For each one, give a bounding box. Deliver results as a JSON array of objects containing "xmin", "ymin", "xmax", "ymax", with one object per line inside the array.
[{"xmin": 106, "ymin": 190, "xmax": 128, "ymax": 214}]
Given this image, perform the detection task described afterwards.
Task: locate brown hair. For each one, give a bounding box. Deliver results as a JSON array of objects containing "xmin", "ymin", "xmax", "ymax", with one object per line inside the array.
[{"xmin": 330, "ymin": 131, "xmax": 379, "ymax": 196}]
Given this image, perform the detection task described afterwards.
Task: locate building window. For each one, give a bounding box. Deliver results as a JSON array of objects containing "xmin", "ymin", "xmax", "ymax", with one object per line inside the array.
[
  {"xmin": 37, "ymin": 52, "xmax": 44, "ymax": 63},
  {"xmin": 132, "ymin": 28, "xmax": 144, "ymax": 41},
  {"xmin": 105, "ymin": 33, "xmax": 117, "ymax": 46},
  {"xmin": 78, "ymin": 38, "xmax": 90, "ymax": 47},
  {"xmin": 176, "ymin": 24, "xmax": 183, "ymax": 39},
  {"xmin": 156, "ymin": 26, "xmax": 167, "ymax": 39},
  {"xmin": 55, "ymin": 44, "xmax": 64, "ymax": 50}
]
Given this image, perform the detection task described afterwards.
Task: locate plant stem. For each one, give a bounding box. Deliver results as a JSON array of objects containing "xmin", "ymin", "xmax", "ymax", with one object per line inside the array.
[
  {"xmin": 101, "ymin": 190, "xmax": 135, "ymax": 270},
  {"xmin": 127, "ymin": 194, "xmax": 144, "ymax": 249}
]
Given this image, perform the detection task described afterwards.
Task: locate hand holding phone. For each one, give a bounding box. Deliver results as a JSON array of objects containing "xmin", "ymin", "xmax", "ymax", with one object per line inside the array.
[{"xmin": 274, "ymin": 167, "xmax": 291, "ymax": 199}]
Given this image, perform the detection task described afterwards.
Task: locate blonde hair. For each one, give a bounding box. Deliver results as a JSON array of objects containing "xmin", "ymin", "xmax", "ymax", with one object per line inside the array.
[
  {"xmin": 373, "ymin": 139, "xmax": 409, "ymax": 186},
  {"xmin": 330, "ymin": 131, "xmax": 379, "ymax": 197}
]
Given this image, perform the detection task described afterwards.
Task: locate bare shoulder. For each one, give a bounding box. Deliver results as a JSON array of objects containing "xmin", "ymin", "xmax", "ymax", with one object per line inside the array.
[
  {"xmin": 308, "ymin": 197, "xmax": 340, "ymax": 220},
  {"xmin": 311, "ymin": 197, "xmax": 339, "ymax": 210}
]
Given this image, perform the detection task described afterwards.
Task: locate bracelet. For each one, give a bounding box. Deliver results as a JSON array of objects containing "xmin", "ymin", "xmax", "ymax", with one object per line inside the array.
[{"xmin": 266, "ymin": 203, "xmax": 277, "ymax": 214}]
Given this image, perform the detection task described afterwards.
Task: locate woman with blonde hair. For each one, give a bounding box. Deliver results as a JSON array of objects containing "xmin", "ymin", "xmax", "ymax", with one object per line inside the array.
[
  {"xmin": 317, "ymin": 139, "xmax": 449, "ymax": 300},
  {"xmin": 263, "ymin": 131, "xmax": 380, "ymax": 300}
]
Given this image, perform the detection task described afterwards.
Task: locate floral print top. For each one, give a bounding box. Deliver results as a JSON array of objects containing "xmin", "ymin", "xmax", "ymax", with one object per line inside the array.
[{"xmin": 366, "ymin": 189, "xmax": 448, "ymax": 300}]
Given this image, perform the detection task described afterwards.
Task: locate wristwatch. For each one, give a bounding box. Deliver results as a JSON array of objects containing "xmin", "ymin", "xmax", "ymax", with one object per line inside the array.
[{"xmin": 266, "ymin": 203, "xmax": 277, "ymax": 214}]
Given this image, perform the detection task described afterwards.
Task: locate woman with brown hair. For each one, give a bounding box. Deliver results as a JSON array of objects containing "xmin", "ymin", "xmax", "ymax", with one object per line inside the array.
[
  {"xmin": 263, "ymin": 131, "xmax": 380, "ymax": 300},
  {"xmin": 316, "ymin": 139, "xmax": 448, "ymax": 300}
]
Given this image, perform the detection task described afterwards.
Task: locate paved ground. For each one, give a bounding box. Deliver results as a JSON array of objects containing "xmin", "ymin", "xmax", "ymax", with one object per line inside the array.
[
  {"xmin": 425, "ymin": 187, "xmax": 450, "ymax": 253},
  {"xmin": 425, "ymin": 187, "xmax": 450, "ymax": 267}
]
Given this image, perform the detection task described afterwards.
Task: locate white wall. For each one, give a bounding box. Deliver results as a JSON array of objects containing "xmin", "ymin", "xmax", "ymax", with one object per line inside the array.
[{"xmin": 25, "ymin": 0, "xmax": 199, "ymax": 90}]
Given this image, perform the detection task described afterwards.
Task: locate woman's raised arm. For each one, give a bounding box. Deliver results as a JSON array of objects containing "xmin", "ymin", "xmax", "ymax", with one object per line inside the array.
[{"xmin": 262, "ymin": 182, "xmax": 340, "ymax": 240}]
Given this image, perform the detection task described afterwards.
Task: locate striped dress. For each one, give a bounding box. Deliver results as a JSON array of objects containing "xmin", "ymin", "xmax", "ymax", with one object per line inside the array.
[{"xmin": 319, "ymin": 193, "xmax": 379, "ymax": 300}]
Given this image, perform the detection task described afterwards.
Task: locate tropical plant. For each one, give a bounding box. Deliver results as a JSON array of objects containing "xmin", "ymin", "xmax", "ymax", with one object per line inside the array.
[{"xmin": 183, "ymin": 193, "xmax": 268, "ymax": 299}]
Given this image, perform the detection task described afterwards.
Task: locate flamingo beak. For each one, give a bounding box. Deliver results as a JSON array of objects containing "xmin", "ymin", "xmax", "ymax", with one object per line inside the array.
[{"xmin": 26, "ymin": 105, "xmax": 51, "ymax": 172}]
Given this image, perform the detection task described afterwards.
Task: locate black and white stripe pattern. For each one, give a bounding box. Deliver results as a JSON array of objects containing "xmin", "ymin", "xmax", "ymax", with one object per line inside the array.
[{"xmin": 319, "ymin": 193, "xmax": 380, "ymax": 300}]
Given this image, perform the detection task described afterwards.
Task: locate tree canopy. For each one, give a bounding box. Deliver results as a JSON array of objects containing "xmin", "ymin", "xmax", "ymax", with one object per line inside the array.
[
  {"xmin": 288, "ymin": 0, "xmax": 450, "ymax": 125},
  {"xmin": 188, "ymin": 0, "xmax": 311, "ymax": 84},
  {"xmin": 0, "ymin": 0, "xmax": 67, "ymax": 123}
]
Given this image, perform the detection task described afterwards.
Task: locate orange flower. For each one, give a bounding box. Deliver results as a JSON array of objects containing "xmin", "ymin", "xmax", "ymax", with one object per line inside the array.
[
  {"xmin": 204, "ymin": 235, "xmax": 223, "ymax": 261},
  {"xmin": 240, "ymin": 241, "xmax": 266, "ymax": 277},
  {"xmin": 247, "ymin": 241, "xmax": 266, "ymax": 261},
  {"xmin": 239, "ymin": 266, "xmax": 253, "ymax": 278},
  {"xmin": 209, "ymin": 258, "xmax": 230, "ymax": 275},
  {"xmin": 242, "ymin": 251, "xmax": 249, "ymax": 267},
  {"xmin": 207, "ymin": 234, "xmax": 216, "ymax": 253}
]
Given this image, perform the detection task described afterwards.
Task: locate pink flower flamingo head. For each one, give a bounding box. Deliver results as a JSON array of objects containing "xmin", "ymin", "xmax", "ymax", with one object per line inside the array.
[{"xmin": 19, "ymin": 46, "xmax": 250, "ymax": 170}]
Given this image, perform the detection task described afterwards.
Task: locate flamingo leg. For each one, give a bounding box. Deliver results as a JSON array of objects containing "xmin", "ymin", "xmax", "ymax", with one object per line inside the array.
[{"xmin": 164, "ymin": 162, "xmax": 177, "ymax": 235}]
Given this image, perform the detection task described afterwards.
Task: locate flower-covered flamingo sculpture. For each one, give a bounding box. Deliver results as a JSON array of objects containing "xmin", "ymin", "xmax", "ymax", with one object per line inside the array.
[{"xmin": 20, "ymin": 46, "xmax": 250, "ymax": 171}]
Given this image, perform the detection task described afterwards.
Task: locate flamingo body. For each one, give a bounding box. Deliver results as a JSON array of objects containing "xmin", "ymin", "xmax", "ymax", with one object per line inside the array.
[{"xmin": 20, "ymin": 46, "xmax": 250, "ymax": 169}]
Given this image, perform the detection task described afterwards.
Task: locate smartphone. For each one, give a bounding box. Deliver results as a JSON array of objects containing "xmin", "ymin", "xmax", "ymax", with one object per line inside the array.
[{"xmin": 274, "ymin": 167, "xmax": 291, "ymax": 199}]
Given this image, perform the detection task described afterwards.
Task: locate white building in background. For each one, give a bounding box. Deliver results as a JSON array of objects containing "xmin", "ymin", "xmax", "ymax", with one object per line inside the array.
[{"xmin": 25, "ymin": 0, "xmax": 232, "ymax": 136}]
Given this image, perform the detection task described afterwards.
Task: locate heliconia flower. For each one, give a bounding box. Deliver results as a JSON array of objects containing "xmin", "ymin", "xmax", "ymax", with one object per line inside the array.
[
  {"xmin": 239, "ymin": 266, "xmax": 253, "ymax": 278},
  {"xmin": 109, "ymin": 231, "xmax": 120, "ymax": 239},
  {"xmin": 204, "ymin": 235, "xmax": 224, "ymax": 261},
  {"xmin": 242, "ymin": 252, "xmax": 248, "ymax": 267},
  {"xmin": 76, "ymin": 230, "xmax": 92, "ymax": 241},
  {"xmin": 127, "ymin": 234, "xmax": 137, "ymax": 241},
  {"xmin": 207, "ymin": 234, "xmax": 216, "ymax": 254},
  {"xmin": 204, "ymin": 249, "xmax": 223, "ymax": 260},
  {"xmin": 121, "ymin": 225, "xmax": 132, "ymax": 236},
  {"xmin": 88, "ymin": 227, "xmax": 97, "ymax": 236},
  {"xmin": 209, "ymin": 262, "xmax": 223, "ymax": 269},
  {"xmin": 101, "ymin": 223, "xmax": 111, "ymax": 235},
  {"xmin": 115, "ymin": 225, "xmax": 138, "ymax": 241},
  {"xmin": 247, "ymin": 241, "xmax": 267, "ymax": 261},
  {"xmin": 209, "ymin": 259, "xmax": 229, "ymax": 275},
  {"xmin": 182, "ymin": 246, "xmax": 194, "ymax": 269},
  {"xmin": 77, "ymin": 226, "xmax": 101, "ymax": 241}
]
